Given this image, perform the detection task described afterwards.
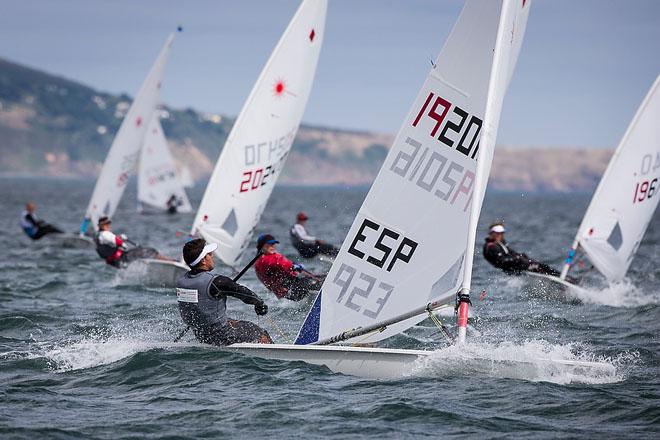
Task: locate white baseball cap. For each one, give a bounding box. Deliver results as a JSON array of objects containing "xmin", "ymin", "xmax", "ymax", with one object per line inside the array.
[
  {"xmin": 189, "ymin": 242, "xmax": 218, "ymax": 267},
  {"xmin": 489, "ymin": 224, "xmax": 506, "ymax": 233}
]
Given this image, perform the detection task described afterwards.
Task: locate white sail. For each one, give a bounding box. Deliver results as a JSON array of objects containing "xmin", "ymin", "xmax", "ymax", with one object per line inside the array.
[
  {"xmin": 137, "ymin": 114, "xmax": 192, "ymax": 213},
  {"xmin": 296, "ymin": 0, "xmax": 530, "ymax": 345},
  {"xmin": 179, "ymin": 165, "xmax": 195, "ymax": 189},
  {"xmin": 569, "ymin": 75, "xmax": 660, "ymax": 282},
  {"xmin": 191, "ymin": 0, "xmax": 327, "ymax": 266},
  {"xmin": 80, "ymin": 33, "xmax": 175, "ymax": 233}
]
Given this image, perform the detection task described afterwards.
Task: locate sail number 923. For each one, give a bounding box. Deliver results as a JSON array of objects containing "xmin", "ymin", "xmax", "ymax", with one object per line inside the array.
[{"xmin": 333, "ymin": 263, "xmax": 393, "ymax": 319}]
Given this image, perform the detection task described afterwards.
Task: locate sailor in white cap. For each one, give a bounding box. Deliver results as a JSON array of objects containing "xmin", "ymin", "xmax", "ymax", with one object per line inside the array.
[{"xmin": 482, "ymin": 222, "xmax": 561, "ymax": 277}]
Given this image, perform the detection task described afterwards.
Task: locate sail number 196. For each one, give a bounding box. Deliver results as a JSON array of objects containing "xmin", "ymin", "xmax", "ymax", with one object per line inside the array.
[
  {"xmin": 633, "ymin": 178, "xmax": 657, "ymax": 204},
  {"xmin": 634, "ymin": 153, "xmax": 660, "ymax": 204}
]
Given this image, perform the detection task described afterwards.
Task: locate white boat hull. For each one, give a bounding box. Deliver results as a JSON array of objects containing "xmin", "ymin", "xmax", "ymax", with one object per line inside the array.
[
  {"xmin": 525, "ymin": 272, "xmax": 590, "ymax": 298},
  {"xmin": 223, "ymin": 343, "xmax": 428, "ymax": 378},
  {"xmin": 123, "ymin": 259, "xmax": 188, "ymax": 287},
  {"xmin": 222, "ymin": 343, "xmax": 616, "ymax": 380}
]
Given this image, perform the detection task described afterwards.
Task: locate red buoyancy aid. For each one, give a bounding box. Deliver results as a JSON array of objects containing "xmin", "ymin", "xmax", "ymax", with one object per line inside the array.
[{"xmin": 254, "ymin": 252, "xmax": 298, "ymax": 299}]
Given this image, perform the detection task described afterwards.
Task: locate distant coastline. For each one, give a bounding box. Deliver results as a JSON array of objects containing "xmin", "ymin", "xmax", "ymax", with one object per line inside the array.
[{"xmin": 0, "ymin": 57, "xmax": 612, "ymax": 193}]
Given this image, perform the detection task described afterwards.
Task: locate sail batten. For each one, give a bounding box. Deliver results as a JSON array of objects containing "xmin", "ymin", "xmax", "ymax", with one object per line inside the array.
[
  {"xmin": 191, "ymin": 0, "xmax": 327, "ymax": 267},
  {"xmin": 296, "ymin": 0, "xmax": 530, "ymax": 346}
]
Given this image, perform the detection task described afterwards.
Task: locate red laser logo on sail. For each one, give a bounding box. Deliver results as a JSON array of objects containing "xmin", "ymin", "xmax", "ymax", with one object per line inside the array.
[{"xmin": 273, "ymin": 79, "xmax": 286, "ymax": 98}]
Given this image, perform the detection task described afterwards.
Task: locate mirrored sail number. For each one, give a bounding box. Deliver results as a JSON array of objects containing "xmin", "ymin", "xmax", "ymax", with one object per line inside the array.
[
  {"xmin": 331, "ymin": 219, "xmax": 418, "ymax": 319},
  {"xmin": 148, "ymin": 169, "xmax": 176, "ymax": 186},
  {"xmin": 117, "ymin": 152, "xmax": 140, "ymax": 188},
  {"xmin": 389, "ymin": 136, "xmax": 474, "ymax": 211},
  {"xmin": 634, "ymin": 152, "xmax": 660, "ymax": 204},
  {"xmin": 639, "ymin": 152, "xmax": 660, "ymax": 176}
]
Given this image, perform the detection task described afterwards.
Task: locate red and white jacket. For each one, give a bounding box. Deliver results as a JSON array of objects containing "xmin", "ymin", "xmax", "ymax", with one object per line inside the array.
[{"xmin": 254, "ymin": 252, "xmax": 299, "ymax": 299}]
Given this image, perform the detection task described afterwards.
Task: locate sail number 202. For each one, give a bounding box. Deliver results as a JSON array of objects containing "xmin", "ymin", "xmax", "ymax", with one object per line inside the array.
[{"xmin": 239, "ymin": 166, "xmax": 273, "ymax": 193}]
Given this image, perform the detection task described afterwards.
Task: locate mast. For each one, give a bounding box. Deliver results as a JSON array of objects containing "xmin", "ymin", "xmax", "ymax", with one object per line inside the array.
[
  {"xmin": 457, "ymin": 0, "xmax": 518, "ymax": 344},
  {"xmin": 559, "ymin": 239, "xmax": 579, "ymax": 280}
]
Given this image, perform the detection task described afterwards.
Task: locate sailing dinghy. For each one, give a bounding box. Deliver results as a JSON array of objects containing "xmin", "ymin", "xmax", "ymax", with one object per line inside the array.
[
  {"xmin": 136, "ymin": 114, "xmax": 192, "ymax": 214},
  {"xmin": 190, "ymin": 0, "xmax": 327, "ymax": 268},
  {"xmin": 532, "ymin": 75, "xmax": 660, "ymax": 296},
  {"xmin": 217, "ymin": 0, "xmax": 612, "ymax": 379},
  {"xmin": 73, "ymin": 31, "xmax": 189, "ymax": 280},
  {"xmin": 152, "ymin": 0, "xmax": 327, "ymax": 283},
  {"xmin": 221, "ymin": 0, "xmax": 614, "ymax": 380},
  {"xmin": 57, "ymin": 34, "xmax": 177, "ymax": 249}
]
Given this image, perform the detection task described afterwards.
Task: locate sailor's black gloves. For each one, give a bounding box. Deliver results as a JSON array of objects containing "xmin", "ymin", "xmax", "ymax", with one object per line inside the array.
[{"xmin": 255, "ymin": 302, "xmax": 268, "ymax": 316}]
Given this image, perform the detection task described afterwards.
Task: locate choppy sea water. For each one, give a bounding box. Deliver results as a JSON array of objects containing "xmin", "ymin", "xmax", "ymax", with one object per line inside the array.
[{"xmin": 1, "ymin": 176, "xmax": 658, "ymax": 439}]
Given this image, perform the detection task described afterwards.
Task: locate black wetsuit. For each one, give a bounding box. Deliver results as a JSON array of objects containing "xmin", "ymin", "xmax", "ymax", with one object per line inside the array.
[
  {"xmin": 177, "ymin": 268, "xmax": 272, "ymax": 346},
  {"xmin": 20, "ymin": 211, "xmax": 63, "ymax": 240},
  {"xmin": 284, "ymin": 276, "xmax": 326, "ymax": 301},
  {"xmin": 482, "ymin": 237, "xmax": 560, "ymax": 277},
  {"xmin": 166, "ymin": 196, "xmax": 180, "ymax": 214},
  {"xmin": 290, "ymin": 224, "xmax": 339, "ymax": 259}
]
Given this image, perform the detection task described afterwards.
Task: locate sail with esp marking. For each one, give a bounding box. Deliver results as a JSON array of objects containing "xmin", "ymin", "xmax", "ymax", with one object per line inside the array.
[
  {"xmin": 191, "ymin": 0, "xmax": 327, "ymax": 266},
  {"xmin": 296, "ymin": 0, "xmax": 531, "ymax": 345},
  {"xmin": 568, "ymin": 75, "xmax": 660, "ymax": 282},
  {"xmin": 137, "ymin": 114, "xmax": 192, "ymax": 213},
  {"xmin": 81, "ymin": 33, "xmax": 175, "ymax": 233}
]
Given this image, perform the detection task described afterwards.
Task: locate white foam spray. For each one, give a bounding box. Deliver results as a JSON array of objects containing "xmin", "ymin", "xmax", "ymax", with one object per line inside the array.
[
  {"xmin": 411, "ymin": 339, "xmax": 631, "ymax": 385},
  {"xmin": 567, "ymin": 279, "xmax": 659, "ymax": 307}
]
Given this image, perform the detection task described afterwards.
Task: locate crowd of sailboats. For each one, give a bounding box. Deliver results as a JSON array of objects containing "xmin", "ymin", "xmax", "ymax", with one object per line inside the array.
[{"xmin": 32, "ymin": 0, "xmax": 659, "ymax": 379}]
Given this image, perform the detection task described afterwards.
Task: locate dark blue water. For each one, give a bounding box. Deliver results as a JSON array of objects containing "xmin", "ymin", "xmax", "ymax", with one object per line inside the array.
[{"xmin": 1, "ymin": 177, "xmax": 658, "ymax": 439}]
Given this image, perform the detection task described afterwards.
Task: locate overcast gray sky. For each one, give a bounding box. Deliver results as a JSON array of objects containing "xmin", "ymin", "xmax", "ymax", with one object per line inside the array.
[{"xmin": 1, "ymin": 0, "xmax": 659, "ymax": 148}]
